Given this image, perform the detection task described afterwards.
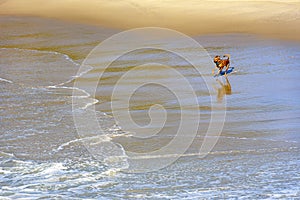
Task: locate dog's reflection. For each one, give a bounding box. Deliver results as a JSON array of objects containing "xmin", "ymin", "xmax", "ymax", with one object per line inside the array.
[{"xmin": 214, "ymin": 76, "xmax": 232, "ymax": 103}]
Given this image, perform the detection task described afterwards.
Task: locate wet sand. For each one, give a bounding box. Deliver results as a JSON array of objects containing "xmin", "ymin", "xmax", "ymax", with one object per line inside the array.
[{"xmin": 0, "ymin": 11, "xmax": 300, "ymax": 199}]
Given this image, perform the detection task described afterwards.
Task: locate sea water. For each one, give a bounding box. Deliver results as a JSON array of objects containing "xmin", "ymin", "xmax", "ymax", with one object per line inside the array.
[{"xmin": 0, "ymin": 16, "xmax": 299, "ymax": 199}]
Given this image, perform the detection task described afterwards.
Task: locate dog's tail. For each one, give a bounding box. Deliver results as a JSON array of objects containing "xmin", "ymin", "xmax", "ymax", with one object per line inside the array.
[{"xmin": 223, "ymin": 54, "xmax": 230, "ymax": 60}]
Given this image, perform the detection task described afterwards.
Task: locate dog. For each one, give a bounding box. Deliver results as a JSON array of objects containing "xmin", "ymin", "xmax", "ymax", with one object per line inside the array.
[{"xmin": 213, "ymin": 54, "xmax": 230, "ymax": 76}]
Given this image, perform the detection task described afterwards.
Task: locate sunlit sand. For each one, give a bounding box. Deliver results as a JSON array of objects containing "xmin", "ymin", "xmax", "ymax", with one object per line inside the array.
[{"xmin": 1, "ymin": 0, "xmax": 300, "ymax": 40}]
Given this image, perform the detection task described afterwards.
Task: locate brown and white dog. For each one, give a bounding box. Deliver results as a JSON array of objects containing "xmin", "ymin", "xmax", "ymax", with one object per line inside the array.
[{"xmin": 213, "ymin": 54, "xmax": 230, "ymax": 76}]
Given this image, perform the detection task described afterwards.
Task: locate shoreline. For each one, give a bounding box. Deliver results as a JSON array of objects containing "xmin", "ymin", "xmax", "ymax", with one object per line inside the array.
[
  {"xmin": 0, "ymin": 0, "xmax": 300, "ymax": 41},
  {"xmin": 1, "ymin": 14, "xmax": 300, "ymax": 45}
]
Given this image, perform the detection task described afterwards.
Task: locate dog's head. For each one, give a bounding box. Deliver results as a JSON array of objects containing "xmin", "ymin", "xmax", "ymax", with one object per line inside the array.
[{"xmin": 214, "ymin": 55, "xmax": 220, "ymax": 63}]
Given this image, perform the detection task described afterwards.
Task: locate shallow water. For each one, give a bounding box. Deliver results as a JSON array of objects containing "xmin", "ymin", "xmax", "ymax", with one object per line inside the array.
[{"xmin": 0, "ymin": 16, "xmax": 300, "ymax": 199}]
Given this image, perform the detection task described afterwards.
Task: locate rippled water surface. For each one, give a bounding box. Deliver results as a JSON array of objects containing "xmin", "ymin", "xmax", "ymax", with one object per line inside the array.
[{"xmin": 0, "ymin": 16, "xmax": 300, "ymax": 199}]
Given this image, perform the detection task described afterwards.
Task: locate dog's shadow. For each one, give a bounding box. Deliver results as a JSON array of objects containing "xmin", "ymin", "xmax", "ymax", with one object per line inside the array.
[{"xmin": 214, "ymin": 76, "xmax": 232, "ymax": 103}]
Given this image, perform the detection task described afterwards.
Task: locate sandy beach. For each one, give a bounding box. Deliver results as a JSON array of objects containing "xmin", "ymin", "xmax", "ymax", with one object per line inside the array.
[
  {"xmin": 1, "ymin": 0, "xmax": 300, "ymax": 40},
  {"xmin": 0, "ymin": 1, "xmax": 300, "ymax": 199}
]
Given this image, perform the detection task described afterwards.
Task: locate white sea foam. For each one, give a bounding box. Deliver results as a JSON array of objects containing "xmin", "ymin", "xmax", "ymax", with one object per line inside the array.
[
  {"xmin": 1, "ymin": 47, "xmax": 80, "ymax": 67},
  {"xmin": 0, "ymin": 47, "xmax": 97, "ymax": 110},
  {"xmin": 0, "ymin": 77, "xmax": 13, "ymax": 83},
  {"xmin": 126, "ymin": 146, "xmax": 299, "ymax": 160},
  {"xmin": 0, "ymin": 151, "xmax": 15, "ymax": 158},
  {"xmin": 53, "ymin": 135, "xmax": 112, "ymax": 153}
]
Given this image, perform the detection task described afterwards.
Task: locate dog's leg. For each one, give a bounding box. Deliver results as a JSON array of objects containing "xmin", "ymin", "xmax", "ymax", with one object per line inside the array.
[
  {"xmin": 226, "ymin": 64, "xmax": 230, "ymax": 72},
  {"xmin": 213, "ymin": 66, "xmax": 219, "ymax": 75},
  {"xmin": 219, "ymin": 65, "xmax": 224, "ymax": 75},
  {"xmin": 218, "ymin": 68, "xmax": 222, "ymax": 75},
  {"xmin": 225, "ymin": 64, "xmax": 229, "ymax": 76}
]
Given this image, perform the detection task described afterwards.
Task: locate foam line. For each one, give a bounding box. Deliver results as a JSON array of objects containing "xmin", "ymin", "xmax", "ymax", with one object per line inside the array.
[{"xmin": 0, "ymin": 77, "xmax": 13, "ymax": 83}]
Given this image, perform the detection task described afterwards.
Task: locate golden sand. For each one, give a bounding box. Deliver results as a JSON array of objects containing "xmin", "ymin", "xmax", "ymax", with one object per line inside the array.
[{"xmin": 0, "ymin": 0, "xmax": 300, "ymax": 40}]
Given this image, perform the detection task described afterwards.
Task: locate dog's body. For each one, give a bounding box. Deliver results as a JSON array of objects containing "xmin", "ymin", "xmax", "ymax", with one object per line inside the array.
[{"xmin": 213, "ymin": 54, "xmax": 230, "ymax": 76}]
